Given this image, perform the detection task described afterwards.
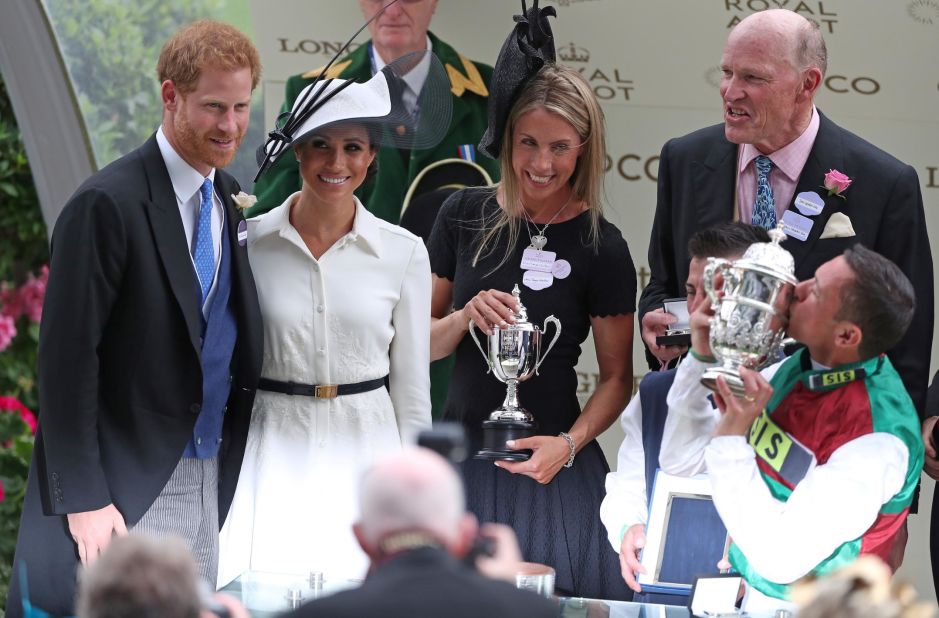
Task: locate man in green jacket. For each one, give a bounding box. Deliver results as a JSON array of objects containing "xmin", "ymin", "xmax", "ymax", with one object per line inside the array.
[
  {"xmin": 252, "ymin": 0, "xmax": 498, "ymax": 417},
  {"xmin": 251, "ymin": 0, "xmax": 498, "ymax": 222}
]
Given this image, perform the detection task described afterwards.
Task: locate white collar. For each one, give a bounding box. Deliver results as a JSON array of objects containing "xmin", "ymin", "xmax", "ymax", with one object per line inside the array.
[
  {"xmin": 156, "ymin": 126, "xmax": 216, "ymax": 202},
  {"xmin": 252, "ymin": 194, "xmax": 384, "ymax": 258},
  {"xmin": 371, "ymin": 35, "xmax": 433, "ymax": 97}
]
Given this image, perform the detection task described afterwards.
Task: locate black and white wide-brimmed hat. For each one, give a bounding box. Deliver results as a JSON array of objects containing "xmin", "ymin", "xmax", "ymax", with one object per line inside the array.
[{"xmin": 255, "ymin": 17, "xmax": 453, "ymax": 181}]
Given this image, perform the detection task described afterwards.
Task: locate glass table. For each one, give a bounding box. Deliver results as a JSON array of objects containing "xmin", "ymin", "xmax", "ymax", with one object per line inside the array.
[{"xmin": 221, "ymin": 571, "xmax": 776, "ymax": 617}]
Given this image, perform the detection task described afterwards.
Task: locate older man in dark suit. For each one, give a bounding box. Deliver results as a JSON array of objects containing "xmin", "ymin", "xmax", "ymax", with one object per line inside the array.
[
  {"xmin": 7, "ymin": 21, "xmax": 263, "ymax": 617},
  {"xmin": 640, "ymin": 9, "xmax": 932, "ymax": 421},
  {"xmin": 283, "ymin": 447, "xmax": 557, "ymax": 618}
]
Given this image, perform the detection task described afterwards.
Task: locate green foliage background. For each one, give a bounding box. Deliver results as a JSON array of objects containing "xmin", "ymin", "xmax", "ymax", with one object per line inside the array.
[
  {"xmin": 0, "ymin": 73, "xmax": 47, "ymax": 616},
  {"xmin": 46, "ymin": 0, "xmax": 225, "ymax": 165},
  {"xmin": 45, "ymin": 0, "xmax": 264, "ymax": 188}
]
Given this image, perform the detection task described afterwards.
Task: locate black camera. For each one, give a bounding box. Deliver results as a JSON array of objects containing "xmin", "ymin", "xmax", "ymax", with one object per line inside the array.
[{"xmin": 417, "ymin": 422, "xmax": 468, "ymax": 464}]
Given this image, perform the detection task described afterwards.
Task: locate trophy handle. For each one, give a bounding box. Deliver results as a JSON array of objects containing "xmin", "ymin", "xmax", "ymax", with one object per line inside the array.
[
  {"xmin": 703, "ymin": 258, "xmax": 731, "ymax": 309},
  {"xmin": 468, "ymin": 320, "xmax": 493, "ymax": 374},
  {"xmin": 534, "ymin": 316, "xmax": 562, "ymax": 376}
]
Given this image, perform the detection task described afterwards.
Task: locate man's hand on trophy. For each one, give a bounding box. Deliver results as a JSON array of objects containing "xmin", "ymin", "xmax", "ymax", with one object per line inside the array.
[
  {"xmin": 641, "ymin": 309, "xmax": 686, "ymax": 364},
  {"xmin": 494, "ymin": 435, "xmax": 569, "ymax": 484},
  {"xmin": 618, "ymin": 523, "xmax": 647, "ymax": 592},
  {"xmin": 463, "ymin": 289, "xmax": 520, "ymax": 335},
  {"xmin": 920, "ymin": 416, "xmax": 939, "ymax": 480},
  {"xmin": 712, "ymin": 368, "xmax": 773, "ymax": 437}
]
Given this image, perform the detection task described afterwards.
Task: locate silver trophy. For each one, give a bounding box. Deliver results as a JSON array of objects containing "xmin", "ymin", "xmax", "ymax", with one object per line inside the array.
[
  {"xmin": 700, "ymin": 226, "xmax": 797, "ymax": 396},
  {"xmin": 469, "ymin": 285, "xmax": 561, "ymax": 461}
]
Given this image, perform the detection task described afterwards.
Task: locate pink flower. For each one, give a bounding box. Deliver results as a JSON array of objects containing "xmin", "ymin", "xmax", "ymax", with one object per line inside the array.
[
  {"xmin": 18, "ymin": 267, "xmax": 48, "ymax": 323},
  {"xmin": 0, "ymin": 284, "xmax": 23, "ymax": 320},
  {"xmin": 0, "ymin": 396, "xmax": 37, "ymax": 435},
  {"xmin": 0, "ymin": 314, "xmax": 16, "ymax": 353},
  {"xmin": 823, "ymin": 169, "xmax": 852, "ymax": 198}
]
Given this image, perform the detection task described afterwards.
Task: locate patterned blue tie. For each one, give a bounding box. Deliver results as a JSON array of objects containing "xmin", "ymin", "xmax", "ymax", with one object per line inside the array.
[
  {"xmin": 193, "ymin": 178, "xmax": 215, "ymax": 303},
  {"xmin": 751, "ymin": 155, "xmax": 777, "ymax": 230}
]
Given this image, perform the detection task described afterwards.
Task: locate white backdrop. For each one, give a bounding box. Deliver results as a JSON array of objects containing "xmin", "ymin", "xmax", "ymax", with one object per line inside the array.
[{"xmin": 249, "ymin": 0, "xmax": 939, "ymax": 602}]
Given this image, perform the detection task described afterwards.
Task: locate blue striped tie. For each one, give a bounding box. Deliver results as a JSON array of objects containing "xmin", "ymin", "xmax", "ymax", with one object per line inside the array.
[
  {"xmin": 751, "ymin": 155, "xmax": 777, "ymax": 230},
  {"xmin": 193, "ymin": 178, "xmax": 215, "ymax": 302}
]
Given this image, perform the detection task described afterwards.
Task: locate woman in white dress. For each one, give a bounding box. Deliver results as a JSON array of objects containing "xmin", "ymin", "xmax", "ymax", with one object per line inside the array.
[{"xmin": 217, "ymin": 52, "xmax": 451, "ymax": 585}]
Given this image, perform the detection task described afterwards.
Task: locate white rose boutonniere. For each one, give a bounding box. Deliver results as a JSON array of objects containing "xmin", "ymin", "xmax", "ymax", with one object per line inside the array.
[{"xmin": 231, "ymin": 191, "xmax": 258, "ymax": 211}]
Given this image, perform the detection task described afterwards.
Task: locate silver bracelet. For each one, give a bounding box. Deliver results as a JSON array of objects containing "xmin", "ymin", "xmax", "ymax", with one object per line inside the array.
[{"xmin": 559, "ymin": 432, "xmax": 575, "ymax": 468}]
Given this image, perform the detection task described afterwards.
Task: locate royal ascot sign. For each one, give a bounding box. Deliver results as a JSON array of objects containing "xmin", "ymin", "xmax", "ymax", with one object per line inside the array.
[
  {"xmin": 723, "ymin": 0, "xmax": 841, "ymax": 32},
  {"xmin": 558, "ymin": 42, "xmax": 635, "ymax": 103}
]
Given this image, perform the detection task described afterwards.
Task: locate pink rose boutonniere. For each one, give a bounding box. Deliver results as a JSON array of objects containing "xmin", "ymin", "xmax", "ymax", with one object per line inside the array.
[{"xmin": 822, "ymin": 169, "xmax": 852, "ymax": 199}]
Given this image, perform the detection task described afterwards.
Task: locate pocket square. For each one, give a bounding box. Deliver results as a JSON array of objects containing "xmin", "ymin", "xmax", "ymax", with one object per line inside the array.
[{"xmin": 819, "ymin": 212, "xmax": 856, "ymax": 239}]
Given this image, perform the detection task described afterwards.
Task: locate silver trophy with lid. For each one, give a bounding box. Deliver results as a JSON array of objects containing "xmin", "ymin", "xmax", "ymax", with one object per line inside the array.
[
  {"xmin": 469, "ymin": 285, "xmax": 561, "ymax": 461},
  {"xmin": 701, "ymin": 226, "xmax": 797, "ymax": 395}
]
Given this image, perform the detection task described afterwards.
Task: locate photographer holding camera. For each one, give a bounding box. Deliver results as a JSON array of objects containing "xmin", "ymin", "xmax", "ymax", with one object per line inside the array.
[{"xmin": 282, "ymin": 447, "xmax": 556, "ymax": 618}]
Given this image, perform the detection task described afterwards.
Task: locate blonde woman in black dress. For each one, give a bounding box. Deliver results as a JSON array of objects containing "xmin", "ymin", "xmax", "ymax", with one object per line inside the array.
[{"xmin": 428, "ymin": 14, "xmax": 636, "ymax": 597}]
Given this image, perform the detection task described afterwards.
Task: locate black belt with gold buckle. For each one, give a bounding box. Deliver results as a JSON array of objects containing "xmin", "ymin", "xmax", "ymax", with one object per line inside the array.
[{"xmin": 257, "ymin": 376, "xmax": 388, "ymax": 399}]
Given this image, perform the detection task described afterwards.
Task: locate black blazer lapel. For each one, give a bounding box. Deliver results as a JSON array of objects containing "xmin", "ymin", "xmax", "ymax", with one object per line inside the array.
[
  {"xmin": 781, "ymin": 112, "xmax": 846, "ymax": 271},
  {"xmin": 139, "ymin": 136, "xmax": 203, "ymax": 357},
  {"xmin": 693, "ymin": 138, "xmax": 737, "ymax": 228}
]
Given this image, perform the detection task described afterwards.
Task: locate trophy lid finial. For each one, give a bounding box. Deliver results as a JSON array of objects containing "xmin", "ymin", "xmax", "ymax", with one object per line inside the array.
[
  {"xmin": 511, "ymin": 284, "xmax": 529, "ymax": 322},
  {"xmin": 738, "ymin": 223, "xmax": 797, "ymax": 284},
  {"xmin": 768, "ymin": 224, "xmax": 787, "ymax": 246}
]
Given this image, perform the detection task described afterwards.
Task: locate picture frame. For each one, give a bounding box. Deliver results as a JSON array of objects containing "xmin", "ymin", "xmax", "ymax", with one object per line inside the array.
[{"xmin": 638, "ymin": 470, "xmax": 730, "ymax": 596}]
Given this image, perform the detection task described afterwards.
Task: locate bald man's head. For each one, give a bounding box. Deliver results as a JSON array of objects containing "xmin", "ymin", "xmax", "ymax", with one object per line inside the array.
[
  {"xmin": 732, "ymin": 9, "xmax": 827, "ymax": 75},
  {"xmin": 720, "ymin": 9, "xmax": 826, "ymax": 152},
  {"xmin": 355, "ymin": 448, "xmax": 474, "ymax": 555}
]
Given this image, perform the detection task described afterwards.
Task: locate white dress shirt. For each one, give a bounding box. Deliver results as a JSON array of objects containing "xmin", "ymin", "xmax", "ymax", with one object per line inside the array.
[
  {"xmin": 156, "ymin": 126, "xmax": 225, "ymax": 312},
  {"xmin": 600, "ymin": 392, "xmax": 651, "ymax": 551},
  {"xmin": 371, "ymin": 35, "xmax": 433, "ymax": 117}
]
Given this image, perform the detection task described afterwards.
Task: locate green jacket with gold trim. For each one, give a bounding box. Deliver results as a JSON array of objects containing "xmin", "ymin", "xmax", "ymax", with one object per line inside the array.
[{"xmin": 250, "ymin": 31, "xmax": 499, "ymax": 223}]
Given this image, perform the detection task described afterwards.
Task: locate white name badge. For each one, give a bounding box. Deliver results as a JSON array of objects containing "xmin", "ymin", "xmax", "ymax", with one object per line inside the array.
[
  {"xmin": 794, "ymin": 191, "xmax": 825, "ymax": 216},
  {"xmin": 520, "ymin": 248, "xmax": 556, "ymax": 273},
  {"xmin": 551, "ymin": 259, "xmax": 571, "ymax": 279},
  {"xmin": 523, "ymin": 270, "xmax": 553, "ymax": 290},
  {"xmin": 781, "ymin": 209, "xmax": 813, "ymax": 242}
]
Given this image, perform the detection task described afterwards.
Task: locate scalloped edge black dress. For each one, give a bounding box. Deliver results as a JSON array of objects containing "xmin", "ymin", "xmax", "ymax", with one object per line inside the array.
[{"xmin": 428, "ymin": 187, "xmax": 637, "ymax": 600}]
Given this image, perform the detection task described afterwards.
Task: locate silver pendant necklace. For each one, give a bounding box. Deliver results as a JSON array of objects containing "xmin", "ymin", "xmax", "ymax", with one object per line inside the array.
[{"xmin": 523, "ymin": 192, "xmax": 574, "ymax": 251}]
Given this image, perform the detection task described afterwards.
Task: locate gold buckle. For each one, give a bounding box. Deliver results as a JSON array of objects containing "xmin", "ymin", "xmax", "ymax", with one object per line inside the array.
[{"xmin": 314, "ymin": 384, "xmax": 338, "ymax": 399}]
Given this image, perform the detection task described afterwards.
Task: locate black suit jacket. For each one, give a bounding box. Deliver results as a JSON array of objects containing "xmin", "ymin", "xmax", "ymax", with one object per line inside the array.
[
  {"xmin": 6, "ymin": 135, "xmax": 262, "ymax": 617},
  {"xmin": 283, "ymin": 547, "xmax": 558, "ymax": 618},
  {"xmin": 640, "ymin": 113, "xmax": 933, "ymax": 413}
]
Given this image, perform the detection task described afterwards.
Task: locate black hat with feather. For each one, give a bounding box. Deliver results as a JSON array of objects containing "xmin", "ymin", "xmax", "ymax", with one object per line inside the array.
[{"xmin": 477, "ymin": 0, "xmax": 557, "ymax": 160}]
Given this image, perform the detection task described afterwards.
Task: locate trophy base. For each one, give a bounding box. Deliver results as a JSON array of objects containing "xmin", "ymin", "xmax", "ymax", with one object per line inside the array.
[
  {"xmin": 475, "ymin": 419, "xmax": 537, "ymax": 461},
  {"xmin": 700, "ymin": 367, "xmax": 746, "ymax": 396}
]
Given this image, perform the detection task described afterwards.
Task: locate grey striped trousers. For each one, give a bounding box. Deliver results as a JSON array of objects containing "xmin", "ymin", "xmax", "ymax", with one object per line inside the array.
[{"xmin": 133, "ymin": 456, "xmax": 219, "ymax": 586}]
